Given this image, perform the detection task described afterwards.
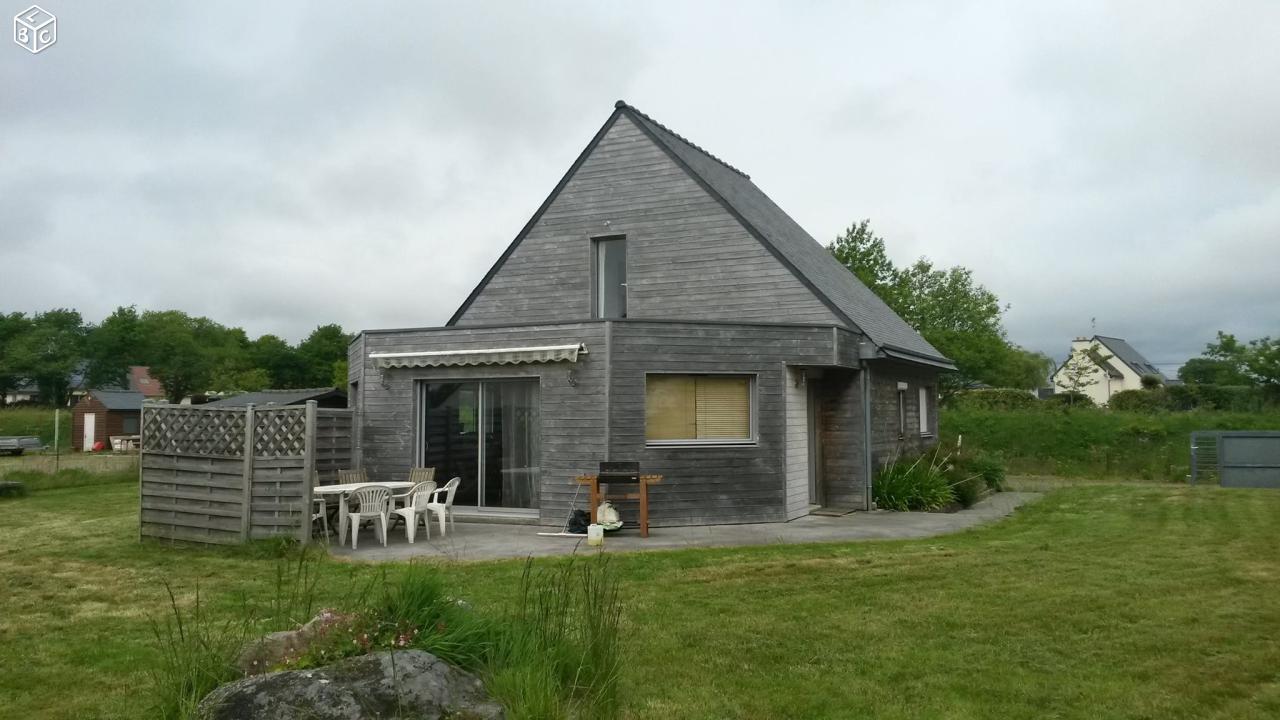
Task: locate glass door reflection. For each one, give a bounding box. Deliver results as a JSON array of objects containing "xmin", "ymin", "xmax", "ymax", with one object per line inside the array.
[{"xmin": 420, "ymin": 379, "xmax": 540, "ymax": 509}]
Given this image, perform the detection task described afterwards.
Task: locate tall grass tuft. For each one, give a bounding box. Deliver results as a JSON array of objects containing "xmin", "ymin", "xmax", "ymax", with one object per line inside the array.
[
  {"xmin": 874, "ymin": 447, "xmax": 955, "ymax": 511},
  {"xmin": 374, "ymin": 562, "xmax": 497, "ymax": 672},
  {"xmin": 263, "ymin": 550, "xmax": 322, "ymax": 630},
  {"xmin": 147, "ymin": 553, "xmax": 624, "ymax": 719},
  {"xmin": 147, "ymin": 583, "xmax": 249, "ymax": 720},
  {"xmin": 489, "ymin": 556, "xmax": 623, "ymax": 720}
]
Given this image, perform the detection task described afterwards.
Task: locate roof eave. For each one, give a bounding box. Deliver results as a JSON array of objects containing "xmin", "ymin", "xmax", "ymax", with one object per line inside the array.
[{"xmin": 878, "ymin": 346, "xmax": 958, "ymax": 371}]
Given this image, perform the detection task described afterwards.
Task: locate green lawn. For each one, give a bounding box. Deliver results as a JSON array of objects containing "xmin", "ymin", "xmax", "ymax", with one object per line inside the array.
[
  {"xmin": 2, "ymin": 481, "xmax": 1279, "ymax": 719},
  {"xmin": 0, "ymin": 406, "xmax": 73, "ymax": 451}
]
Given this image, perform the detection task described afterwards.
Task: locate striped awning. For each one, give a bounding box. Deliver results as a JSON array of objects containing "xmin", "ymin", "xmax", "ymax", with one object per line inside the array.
[{"xmin": 370, "ymin": 343, "xmax": 587, "ymax": 369}]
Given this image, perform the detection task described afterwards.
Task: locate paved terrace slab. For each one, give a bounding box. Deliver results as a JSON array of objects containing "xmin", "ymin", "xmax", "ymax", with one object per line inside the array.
[{"xmin": 327, "ymin": 492, "xmax": 1040, "ymax": 563}]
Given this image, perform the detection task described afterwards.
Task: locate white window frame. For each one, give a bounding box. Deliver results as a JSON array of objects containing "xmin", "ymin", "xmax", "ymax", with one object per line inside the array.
[{"xmin": 644, "ymin": 372, "xmax": 758, "ymax": 448}]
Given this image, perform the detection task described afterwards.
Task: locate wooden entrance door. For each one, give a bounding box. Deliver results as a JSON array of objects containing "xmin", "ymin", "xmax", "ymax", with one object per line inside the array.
[{"xmin": 82, "ymin": 413, "xmax": 96, "ymax": 451}]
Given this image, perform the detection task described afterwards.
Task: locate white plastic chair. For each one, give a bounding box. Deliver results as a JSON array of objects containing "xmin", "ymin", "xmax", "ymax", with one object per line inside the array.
[
  {"xmin": 311, "ymin": 495, "xmax": 330, "ymax": 542},
  {"xmin": 391, "ymin": 467, "xmax": 436, "ymax": 510},
  {"xmin": 347, "ymin": 485, "xmax": 391, "ymax": 550},
  {"xmin": 390, "ymin": 480, "xmax": 437, "ymax": 544},
  {"xmin": 425, "ymin": 477, "xmax": 462, "ymax": 537}
]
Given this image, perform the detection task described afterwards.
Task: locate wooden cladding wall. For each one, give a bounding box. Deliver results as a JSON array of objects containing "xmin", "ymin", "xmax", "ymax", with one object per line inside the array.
[
  {"xmin": 139, "ymin": 402, "xmax": 353, "ymax": 545},
  {"xmin": 314, "ymin": 409, "xmax": 353, "ymax": 483}
]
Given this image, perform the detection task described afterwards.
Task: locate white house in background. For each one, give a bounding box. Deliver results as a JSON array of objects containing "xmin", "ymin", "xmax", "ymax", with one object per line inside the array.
[{"xmin": 1051, "ymin": 335, "xmax": 1174, "ymax": 406}]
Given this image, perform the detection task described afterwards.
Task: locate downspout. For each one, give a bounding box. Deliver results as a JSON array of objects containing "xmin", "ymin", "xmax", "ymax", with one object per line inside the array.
[
  {"xmin": 604, "ymin": 320, "xmax": 613, "ymax": 461},
  {"xmin": 859, "ymin": 339, "xmax": 876, "ymax": 511}
]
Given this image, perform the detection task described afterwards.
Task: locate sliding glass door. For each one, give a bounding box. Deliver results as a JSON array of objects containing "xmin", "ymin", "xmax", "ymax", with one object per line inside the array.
[{"xmin": 420, "ymin": 379, "xmax": 541, "ymax": 509}]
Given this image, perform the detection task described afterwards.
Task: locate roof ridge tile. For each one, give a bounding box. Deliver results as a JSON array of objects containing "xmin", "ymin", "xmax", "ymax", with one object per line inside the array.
[{"xmin": 617, "ymin": 101, "xmax": 751, "ymax": 180}]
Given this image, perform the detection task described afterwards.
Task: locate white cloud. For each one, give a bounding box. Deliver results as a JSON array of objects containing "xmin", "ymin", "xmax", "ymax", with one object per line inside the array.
[{"xmin": 0, "ymin": 0, "xmax": 1276, "ymax": 371}]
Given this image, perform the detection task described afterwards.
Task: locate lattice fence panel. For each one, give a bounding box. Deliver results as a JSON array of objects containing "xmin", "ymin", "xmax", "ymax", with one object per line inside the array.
[
  {"xmin": 142, "ymin": 406, "xmax": 246, "ymax": 457},
  {"xmin": 253, "ymin": 407, "xmax": 308, "ymax": 458}
]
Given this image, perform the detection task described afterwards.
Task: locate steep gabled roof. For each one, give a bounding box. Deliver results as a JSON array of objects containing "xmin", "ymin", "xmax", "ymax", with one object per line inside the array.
[
  {"xmin": 449, "ymin": 101, "xmax": 951, "ymax": 368},
  {"xmin": 619, "ymin": 103, "xmax": 948, "ymax": 366},
  {"xmin": 128, "ymin": 366, "xmax": 165, "ymax": 398},
  {"xmin": 1093, "ymin": 336, "xmax": 1169, "ymax": 380}
]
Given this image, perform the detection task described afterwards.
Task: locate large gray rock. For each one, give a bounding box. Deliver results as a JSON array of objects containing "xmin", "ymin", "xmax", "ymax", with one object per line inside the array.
[{"xmin": 198, "ymin": 650, "xmax": 504, "ymax": 720}]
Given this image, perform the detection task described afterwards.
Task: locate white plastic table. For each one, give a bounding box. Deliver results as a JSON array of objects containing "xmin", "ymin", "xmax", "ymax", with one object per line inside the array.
[{"xmin": 314, "ymin": 481, "xmax": 413, "ymax": 545}]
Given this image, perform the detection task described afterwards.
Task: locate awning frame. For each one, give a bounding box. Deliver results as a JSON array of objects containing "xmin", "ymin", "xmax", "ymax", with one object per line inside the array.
[{"xmin": 370, "ymin": 343, "xmax": 587, "ymax": 369}]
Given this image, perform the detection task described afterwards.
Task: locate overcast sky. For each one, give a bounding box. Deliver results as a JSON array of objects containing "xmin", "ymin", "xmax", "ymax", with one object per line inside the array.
[{"xmin": 3, "ymin": 1, "xmax": 1278, "ymax": 371}]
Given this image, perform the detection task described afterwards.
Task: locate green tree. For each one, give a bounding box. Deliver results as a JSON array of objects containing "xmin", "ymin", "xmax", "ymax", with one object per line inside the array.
[
  {"xmin": 84, "ymin": 306, "xmax": 143, "ymax": 390},
  {"xmin": 1244, "ymin": 337, "xmax": 1280, "ymax": 391},
  {"xmin": 1058, "ymin": 347, "xmax": 1112, "ymax": 406},
  {"xmin": 828, "ymin": 220, "xmax": 1044, "ymax": 393},
  {"xmin": 1178, "ymin": 357, "xmax": 1240, "ymax": 385},
  {"xmin": 193, "ymin": 321, "xmax": 256, "ymax": 395},
  {"xmin": 331, "ymin": 359, "xmax": 349, "ymax": 389},
  {"xmin": 7, "ymin": 309, "xmax": 88, "ymax": 406},
  {"xmin": 1179, "ymin": 331, "xmax": 1264, "ymax": 386},
  {"xmin": 829, "ymin": 220, "xmax": 898, "ymax": 300},
  {"xmin": 296, "ymin": 324, "xmax": 351, "ymax": 388},
  {"xmin": 137, "ymin": 310, "xmax": 214, "ymax": 403},
  {"xmin": 1195, "ymin": 332, "xmax": 1252, "ymax": 384},
  {"xmin": 985, "ymin": 344, "xmax": 1056, "ymax": 391},
  {"xmin": 248, "ymin": 334, "xmax": 303, "ymax": 388},
  {"xmin": 0, "ymin": 312, "xmax": 33, "ymax": 406}
]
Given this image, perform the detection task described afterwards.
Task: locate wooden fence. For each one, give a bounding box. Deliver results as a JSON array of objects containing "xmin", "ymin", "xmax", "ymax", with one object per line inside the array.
[{"xmin": 139, "ymin": 401, "xmax": 353, "ymax": 545}]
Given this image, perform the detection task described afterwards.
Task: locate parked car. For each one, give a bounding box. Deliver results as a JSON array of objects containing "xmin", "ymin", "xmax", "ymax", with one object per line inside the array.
[{"xmin": 0, "ymin": 436, "xmax": 46, "ymax": 456}]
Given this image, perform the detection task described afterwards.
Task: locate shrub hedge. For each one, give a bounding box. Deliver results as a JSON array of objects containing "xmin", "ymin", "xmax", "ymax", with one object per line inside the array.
[
  {"xmin": 946, "ymin": 389, "xmax": 1037, "ymax": 411},
  {"xmin": 940, "ymin": 407, "xmax": 1280, "ymax": 480}
]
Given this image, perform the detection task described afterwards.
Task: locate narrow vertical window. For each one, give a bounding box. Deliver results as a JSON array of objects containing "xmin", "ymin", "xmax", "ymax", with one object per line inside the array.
[
  {"xmin": 594, "ymin": 237, "xmax": 627, "ymax": 318},
  {"xmin": 896, "ymin": 381, "xmax": 908, "ymax": 439},
  {"xmin": 919, "ymin": 386, "xmax": 930, "ymax": 435}
]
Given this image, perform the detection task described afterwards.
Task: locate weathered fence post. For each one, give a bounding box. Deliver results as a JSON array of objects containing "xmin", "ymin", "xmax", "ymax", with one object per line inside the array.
[
  {"xmin": 241, "ymin": 403, "xmax": 256, "ymax": 542},
  {"xmin": 138, "ymin": 403, "xmax": 145, "ymax": 542},
  {"xmin": 299, "ymin": 401, "xmax": 318, "ymax": 544}
]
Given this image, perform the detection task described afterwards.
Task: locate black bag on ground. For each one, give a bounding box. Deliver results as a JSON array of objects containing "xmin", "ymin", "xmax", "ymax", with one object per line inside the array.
[{"xmin": 565, "ymin": 509, "xmax": 590, "ymax": 535}]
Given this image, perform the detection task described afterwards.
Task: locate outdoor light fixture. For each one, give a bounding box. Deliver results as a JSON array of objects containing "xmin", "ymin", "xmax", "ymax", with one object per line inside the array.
[{"xmin": 567, "ymin": 369, "xmax": 579, "ymax": 387}]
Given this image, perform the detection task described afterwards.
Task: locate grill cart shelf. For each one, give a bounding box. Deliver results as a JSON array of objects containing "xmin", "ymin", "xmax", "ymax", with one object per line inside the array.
[{"xmin": 575, "ymin": 462, "xmax": 664, "ymax": 538}]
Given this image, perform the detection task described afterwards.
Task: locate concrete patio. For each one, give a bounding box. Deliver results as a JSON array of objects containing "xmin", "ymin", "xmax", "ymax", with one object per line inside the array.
[{"xmin": 327, "ymin": 491, "xmax": 1041, "ymax": 563}]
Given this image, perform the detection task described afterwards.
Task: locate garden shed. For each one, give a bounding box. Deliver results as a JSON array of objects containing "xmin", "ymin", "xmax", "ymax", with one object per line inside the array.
[{"xmin": 72, "ymin": 390, "xmax": 143, "ymax": 451}]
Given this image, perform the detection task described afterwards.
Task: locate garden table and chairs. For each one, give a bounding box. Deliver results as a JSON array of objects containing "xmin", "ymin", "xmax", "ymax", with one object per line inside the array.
[
  {"xmin": 312, "ymin": 469, "xmax": 412, "ymax": 546},
  {"xmin": 313, "ymin": 467, "xmax": 463, "ymax": 547}
]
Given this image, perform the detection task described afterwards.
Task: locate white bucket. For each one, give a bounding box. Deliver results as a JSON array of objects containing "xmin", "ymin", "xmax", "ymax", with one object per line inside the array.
[{"xmin": 587, "ymin": 523, "xmax": 604, "ymax": 547}]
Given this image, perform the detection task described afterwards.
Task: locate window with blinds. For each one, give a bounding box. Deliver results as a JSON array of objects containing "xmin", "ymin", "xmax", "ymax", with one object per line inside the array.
[{"xmin": 645, "ymin": 374, "xmax": 753, "ymax": 443}]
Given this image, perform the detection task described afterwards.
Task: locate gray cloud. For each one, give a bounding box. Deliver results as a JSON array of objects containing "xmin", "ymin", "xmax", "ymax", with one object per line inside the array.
[{"xmin": 1, "ymin": 1, "xmax": 1276, "ymax": 376}]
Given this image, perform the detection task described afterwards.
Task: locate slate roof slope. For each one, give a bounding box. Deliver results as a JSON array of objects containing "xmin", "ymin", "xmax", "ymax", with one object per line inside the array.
[
  {"xmin": 89, "ymin": 390, "xmax": 144, "ymax": 411},
  {"xmin": 618, "ymin": 102, "xmax": 951, "ymax": 366},
  {"xmin": 1093, "ymin": 336, "xmax": 1169, "ymax": 380},
  {"xmin": 204, "ymin": 388, "xmax": 344, "ymax": 408}
]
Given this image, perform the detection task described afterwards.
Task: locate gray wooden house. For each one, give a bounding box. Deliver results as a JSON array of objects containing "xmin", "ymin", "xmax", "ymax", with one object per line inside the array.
[{"xmin": 349, "ymin": 101, "xmax": 953, "ymax": 527}]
